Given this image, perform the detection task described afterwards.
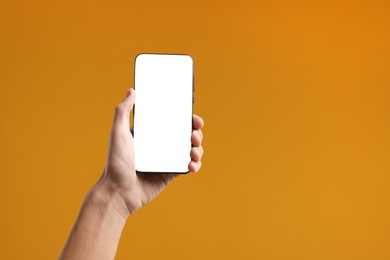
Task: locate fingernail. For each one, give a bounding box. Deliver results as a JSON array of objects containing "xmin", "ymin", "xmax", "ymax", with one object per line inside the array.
[{"xmin": 126, "ymin": 89, "xmax": 131, "ymax": 97}]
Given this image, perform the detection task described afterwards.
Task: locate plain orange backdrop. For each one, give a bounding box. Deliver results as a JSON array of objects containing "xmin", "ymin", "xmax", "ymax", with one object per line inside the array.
[{"xmin": 0, "ymin": 0, "xmax": 389, "ymax": 259}]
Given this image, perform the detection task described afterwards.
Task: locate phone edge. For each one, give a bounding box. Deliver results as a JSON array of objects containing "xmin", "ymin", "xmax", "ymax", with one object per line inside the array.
[{"xmin": 133, "ymin": 53, "xmax": 194, "ymax": 175}]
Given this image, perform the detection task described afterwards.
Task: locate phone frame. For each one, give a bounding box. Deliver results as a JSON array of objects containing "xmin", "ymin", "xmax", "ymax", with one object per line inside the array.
[{"xmin": 133, "ymin": 53, "xmax": 194, "ymax": 174}]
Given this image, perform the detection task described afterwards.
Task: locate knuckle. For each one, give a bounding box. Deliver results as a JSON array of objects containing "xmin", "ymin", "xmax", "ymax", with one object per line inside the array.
[
  {"xmin": 197, "ymin": 130, "xmax": 203, "ymax": 140},
  {"xmin": 191, "ymin": 133, "xmax": 199, "ymax": 144},
  {"xmin": 195, "ymin": 148, "xmax": 201, "ymax": 159},
  {"xmin": 196, "ymin": 130, "xmax": 203, "ymax": 139},
  {"xmin": 190, "ymin": 148, "xmax": 196, "ymax": 157},
  {"xmin": 115, "ymin": 104, "xmax": 124, "ymax": 115},
  {"xmin": 191, "ymin": 147, "xmax": 203, "ymax": 160}
]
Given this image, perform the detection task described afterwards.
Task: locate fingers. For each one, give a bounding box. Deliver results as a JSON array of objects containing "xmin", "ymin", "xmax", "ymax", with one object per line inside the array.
[
  {"xmin": 189, "ymin": 114, "xmax": 204, "ymax": 173},
  {"xmin": 191, "ymin": 129, "xmax": 203, "ymax": 146},
  {"xmin": 113, "ymin": 88, "xmax": 135, "ymax": 128},
  {"xmin": 190, "ymin": 146, "xmax": 203, "ymax": 161},
  {"xmin": 193, "ymin": 114, "xmax": 204, "ymax": 130},
  {"xmin": 189, "ymin": 160, "xmax": 202, "ymax": 173}
]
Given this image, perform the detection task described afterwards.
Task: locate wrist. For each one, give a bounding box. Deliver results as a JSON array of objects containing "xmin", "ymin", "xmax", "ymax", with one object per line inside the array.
[{"xmin": 90, "ymin": 179, "xmax": 131, "ymax": 220}]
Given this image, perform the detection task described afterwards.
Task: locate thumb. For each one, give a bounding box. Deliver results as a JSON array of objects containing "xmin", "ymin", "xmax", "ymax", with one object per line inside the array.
[
  {"xmin": 122, "ymin": 88, "xmax": 136, "ymax": 112},
  {"xmin": 113, "ymin": 88, "xmax": 136, "ymax": 126}
]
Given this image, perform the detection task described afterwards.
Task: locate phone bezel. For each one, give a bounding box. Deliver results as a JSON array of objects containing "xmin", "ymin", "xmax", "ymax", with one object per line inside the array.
[{"xmin": 133, "ymin": 53, "xmax": 194, "ymax": 174}]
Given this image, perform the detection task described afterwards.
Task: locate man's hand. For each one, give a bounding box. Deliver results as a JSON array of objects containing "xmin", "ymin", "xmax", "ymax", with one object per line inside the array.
[
  {"xmin": 94, "ymin": 88, "xmax": 204, "ymax": 218},
  {"xmin": 60, "ymin": 88, "xmax": 204, "ymax": 260}
]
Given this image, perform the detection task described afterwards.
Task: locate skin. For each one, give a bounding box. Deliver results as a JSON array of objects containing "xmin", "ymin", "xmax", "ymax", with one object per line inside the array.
[{"xmin": 59, "ymin": 88, "xmax": 204, "ymax": 260}]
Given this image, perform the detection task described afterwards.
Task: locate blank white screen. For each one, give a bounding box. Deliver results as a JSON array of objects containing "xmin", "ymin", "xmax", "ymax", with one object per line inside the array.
[{"xmin": 134, "ymin": 54, "xmax": 193, "ymax": 173}]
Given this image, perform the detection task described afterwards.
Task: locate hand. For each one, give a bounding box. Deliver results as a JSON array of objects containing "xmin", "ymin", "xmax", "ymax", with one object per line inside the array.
[{"xmin": 94, "ymin": 88, "xmax": 204, "ymax": 218}]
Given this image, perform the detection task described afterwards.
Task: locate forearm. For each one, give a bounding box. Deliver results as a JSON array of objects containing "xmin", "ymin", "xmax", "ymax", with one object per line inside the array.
[{"xmin": 59, "ymin": 182, "xmax": 129, "ymax": 260}]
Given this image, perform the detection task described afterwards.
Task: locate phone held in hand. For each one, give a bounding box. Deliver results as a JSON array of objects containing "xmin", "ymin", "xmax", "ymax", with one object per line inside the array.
[{"xmin": 133, "ymin": 53, "xmax": 194, "ymax": 174}]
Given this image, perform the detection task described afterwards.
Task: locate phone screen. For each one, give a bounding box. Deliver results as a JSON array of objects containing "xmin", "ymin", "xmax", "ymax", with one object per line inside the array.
[{"xmin": 133, "ymin": 54, "xmax": 194, "ymax": 173}]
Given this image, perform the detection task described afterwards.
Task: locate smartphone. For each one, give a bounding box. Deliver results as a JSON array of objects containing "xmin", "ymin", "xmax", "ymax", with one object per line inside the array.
[{"xmin": 133, "ymin": 53, "xmax": 194, "ymax": 174}]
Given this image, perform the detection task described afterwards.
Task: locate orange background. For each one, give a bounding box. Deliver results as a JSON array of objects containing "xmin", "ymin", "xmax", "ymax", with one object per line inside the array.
[{"xmin": 1, "ymin": 0, "xmax": 389, "ymax": 259}]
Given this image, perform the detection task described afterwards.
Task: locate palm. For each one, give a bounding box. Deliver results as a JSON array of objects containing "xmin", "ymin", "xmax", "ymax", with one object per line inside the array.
[{"xmin": 106, "ymin": 121, "xmax": 176, "ymax": 208}]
